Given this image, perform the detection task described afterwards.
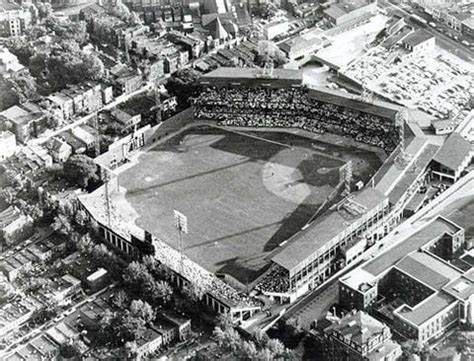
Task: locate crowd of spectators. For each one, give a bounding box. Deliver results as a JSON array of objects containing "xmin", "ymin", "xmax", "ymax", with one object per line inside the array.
[
  {"xmin": 194, "ymin": 86, "xmax": 399, "ymax": 152},
  {"xmin": 151, "ymin": 238, "xmax": 260, "ymax": 309},
  {"xmin": 254, "ymin": 265, "xmax": 291, "ymax": 294}
]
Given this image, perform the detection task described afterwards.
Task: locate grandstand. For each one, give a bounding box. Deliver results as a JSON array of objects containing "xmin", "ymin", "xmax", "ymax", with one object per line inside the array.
[{"xmin": 194, "ymin": 69, "xmax": 401, "ymax": 153}]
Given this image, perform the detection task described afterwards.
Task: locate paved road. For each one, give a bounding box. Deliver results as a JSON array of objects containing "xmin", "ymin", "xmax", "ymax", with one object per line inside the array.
[{"xmin": 378, "ymin": 0, "xmax": 473, "ymax": 62}]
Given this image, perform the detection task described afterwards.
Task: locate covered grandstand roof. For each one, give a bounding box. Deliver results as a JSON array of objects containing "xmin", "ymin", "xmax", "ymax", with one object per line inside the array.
[
  {"xmin": 387, "ymin": 143, "xmax": 439, "ymax": 205},
  {"xmin": 198, "ymin": 67, "xmax": 303, "ymax": 88},
  {"xmin": 307, "ymin": 87, "xmax": 402, "ymax": 120},
  {"xmin": 271, "ymin": 188, "xmax": 387, "ymax": 272},
  {"xmin": 433, "ymin": 133, "xmax": 472, "ymax": 171}
]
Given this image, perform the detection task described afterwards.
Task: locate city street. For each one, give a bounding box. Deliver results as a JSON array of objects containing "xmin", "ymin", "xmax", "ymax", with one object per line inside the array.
[{"xmin": 378, "ymin": 0, "xmax": 473, "ymax": 62}]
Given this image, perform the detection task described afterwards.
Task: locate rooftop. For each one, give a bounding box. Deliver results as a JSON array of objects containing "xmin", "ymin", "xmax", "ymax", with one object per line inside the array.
[
  {"xmin": 199, "ymin": 67, "xmax": 303, "ymax": 88},
  {"xmin": 0, "ymin": 105, "xmax": 43, "ymax": 126},
  {"xmin": 394, "ymin": 292, "xmax": 456, "ymax": 326},
  {"xmin": 395, "ymin": 251, "xmax": 461, "ymax": 290},
  {"xmin": 387, "ymin": 143, "xmax": 439, "ymax": 204},
  {"xmin": 324, "ymin": 310, "xmax": 391, "ymax": 346},
  {"xmin": 403, "ymin": 30, "xmax": 434, "ymax": 48},
  {"xmin": 272, "ymin": 188, "xmax": 387, "ymax": 271},
  {"xmin": 324, "ymin": 0, "xmax": 373, "ymax": 19},
  {"xmin": 443, "ymin": 269, "xmax": 474, "ymax": 301},
  {"xmin": 433, "ymin": 132, "xmax": 472, "ymax": 171},
  {"xmin": 363, "ymin": 216, "xmax": 461, "ymax": 277}
]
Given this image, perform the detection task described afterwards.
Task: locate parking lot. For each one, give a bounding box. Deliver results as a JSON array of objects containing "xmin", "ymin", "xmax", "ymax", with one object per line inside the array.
[{"xmin": 341, "ymin": 45, "xmax": 473, "ymax": 119}]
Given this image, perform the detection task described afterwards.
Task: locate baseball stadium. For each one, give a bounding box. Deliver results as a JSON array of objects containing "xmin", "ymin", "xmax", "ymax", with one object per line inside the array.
[{"xmin": 79, "ymin": 67, "xmax": 434, "ymax": 321}]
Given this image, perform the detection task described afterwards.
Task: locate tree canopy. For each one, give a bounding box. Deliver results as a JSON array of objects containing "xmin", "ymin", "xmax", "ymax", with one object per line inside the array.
[
  {"xmin": 63, "ymin": 154, "xmax": 98, "ymax": 189},
  {"xmin": 165, "ymin": 68, "xmax": 202, "ymax": 108}
]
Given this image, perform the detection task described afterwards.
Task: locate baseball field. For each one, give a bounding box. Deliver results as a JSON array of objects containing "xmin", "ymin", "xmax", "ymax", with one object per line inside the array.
[{"xmin": 118, "ymin": 125, "xmax": 382, "ymax": 283}]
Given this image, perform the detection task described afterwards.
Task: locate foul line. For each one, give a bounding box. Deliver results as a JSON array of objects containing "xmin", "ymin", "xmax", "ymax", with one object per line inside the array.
[{"xmin": 209, "ymin": 125, "xmax": 293, "ymax": 149}]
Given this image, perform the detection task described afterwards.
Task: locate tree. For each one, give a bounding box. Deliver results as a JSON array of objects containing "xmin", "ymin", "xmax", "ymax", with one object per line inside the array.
[
  {"xmin": 129, "ymin": 299, "xmax": 155, "ymax": 324},
  {"xmin": 165, "ymin": 68, "xmax": 202, "ymax": 108},
  {"xmin": 36, "ymin": 2, "xmax": 53, "ymax": 19},
  {"xmin": 182, "ymin": 282, "xmax": 204, "ymax": 302},
  {"xmin": 9, "ymin": 71, "xmax": 37, "ymax": 103},
  {"xmin": 115, "ymin": 311, "xmax": 146, "ymax": 343},
  {"xmin": 122, "ymin": 341, "xmax": 138, "ymax": 359},
  {"xmin": 113, "ymin": 289, "xmax": 129, "ymax": 309},
  {"xmin": 74, "ymin": 208, "xmax": 89, "ymax": 229},
  {"xmin": 52, "ymin": 213, "xmax": 73, "ymax": 235},
  {"xmin": 213, "ymin": 326, "xmax": 241, "ymax": 352},
  {"xmin": 237, "ymin": 340, "xmax": 258, "ymax": 360},
  {"xmin": 123, "ymin": 261, "xmax": 149, "ymax": 291},
  {"xmin": 77, "ymin": 233, "xmax": 94, "ymax": 255},
  {"xmin": 59, "ymin": 340, "xmax": 86, "ymax": 359},
  {"xmin": 265, "ymin": 338, "xmax": 286, "ymax": 356},
  {"xmin": 149, "ymin": 280, "xmax": 173, "ymax": 304},
  {"xmin": 26, "ymin": 25, "xmax": 49, "ymax": 39},
  {"xmin": 0, "ymin": 71, "xmax": 37, "ymax": 110},
  {"xmin": 63, "ymin": 154, "xmax": 98, "ymax": 188}
]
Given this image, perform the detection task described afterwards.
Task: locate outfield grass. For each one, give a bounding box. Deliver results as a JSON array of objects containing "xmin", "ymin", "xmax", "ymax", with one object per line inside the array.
[{"xmin": 118, "ymin": 126, "xmax": 381, "ymax": 283}]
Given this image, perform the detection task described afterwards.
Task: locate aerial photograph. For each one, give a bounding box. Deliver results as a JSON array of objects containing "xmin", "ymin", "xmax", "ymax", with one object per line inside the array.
[{"xmin": 0, "ymin": 0, "xmax": 473, "ymax": 359}]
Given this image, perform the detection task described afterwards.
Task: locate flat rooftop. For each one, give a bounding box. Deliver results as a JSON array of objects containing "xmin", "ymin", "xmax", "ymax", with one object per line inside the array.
[
  {"xmin": 394, "ymin": 292, "xmax": 456, "ymax": 326},
  {"xmin": 363, "ymin": 216, "xmax": 461, "ymax": 277}
]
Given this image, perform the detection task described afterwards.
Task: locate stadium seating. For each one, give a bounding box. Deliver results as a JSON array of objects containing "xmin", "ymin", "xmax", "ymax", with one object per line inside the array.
[
  {"xmin": 254, "ymin": 265, "xmax": 291, "ymax": 294},
  {"xmin": 194, "ymin": 87, "xmax": 399, "ymax": 152}
]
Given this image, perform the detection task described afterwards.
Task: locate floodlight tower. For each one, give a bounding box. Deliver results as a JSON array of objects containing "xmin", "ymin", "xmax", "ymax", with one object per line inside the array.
[
  {"xmin": 91, "ymin": 111, "xmax": 101, "ymax": 157},
  {"xmin": 154, "ymin": 80, "xmax": 162, "ymax": 123},
  {"xmin": 360, "ymin": 84, "xmax": 374, "ymax": 104},
  {"xmin": 394, "ymin": 109, "xmax": 412, "ymax": 169}
]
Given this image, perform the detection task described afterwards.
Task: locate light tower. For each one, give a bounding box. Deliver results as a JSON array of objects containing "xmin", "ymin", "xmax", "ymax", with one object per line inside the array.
[
  {"xmin": 394, "ymin": 109, "xmax": 412, "ymax": 169},
  {"xmin": 360, "ymin": 84, "xmax": 374, "ymax": 104}
]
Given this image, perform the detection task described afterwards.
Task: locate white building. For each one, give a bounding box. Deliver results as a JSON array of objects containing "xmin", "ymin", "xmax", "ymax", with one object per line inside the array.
[
  {"xmin": 263, "ymin": 20, "xmax": 289, "ymax": 40},
  {"xmin": 402, "ymin": 30, "xmax": 436, "ymax": 59},
  {"xmin": 0, "ymin": 130, "xmax": 16, "ymax": 161}
]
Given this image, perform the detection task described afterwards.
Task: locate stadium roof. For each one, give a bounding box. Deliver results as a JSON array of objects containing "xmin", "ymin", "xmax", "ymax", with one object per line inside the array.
[
  {"xmin": 375, "ymin": 137, "xmax": 429, "ymax": 198},
  {"xmin": 363, "ymin": 216, "xmax": 461, "ymax": 277},
  {"xmin": 307, "ymin": 87, "xmax": 402, "ymax": 120},
  {"xmin": 271, "ymin": 188, "xmax": 387, "ymax": 272},
  {"xmin": 394, "ymin": 292, "xmax": 456, "ymax": 326},
  {"xmin": 387, "ymin": 143, "xmax": 439, "ymax": 204},
  {"xmin": 433, "ymin": 133, "xmax": 472, "ymax": 171},
  {"xmin": 199, "ymin": 67, "xmax": 303, "ymax": 88},
  {"xmin": 395, "ymin": 252, "xmax": 461, "ymax": 291}
]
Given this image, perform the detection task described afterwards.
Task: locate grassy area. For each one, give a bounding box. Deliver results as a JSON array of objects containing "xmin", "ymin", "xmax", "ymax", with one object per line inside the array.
[{"xmin": 118, "ymin": 126, "xmax": 381, "ymax": 283}]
